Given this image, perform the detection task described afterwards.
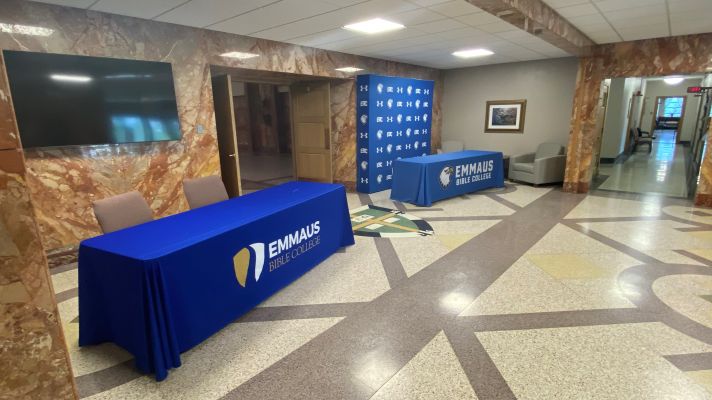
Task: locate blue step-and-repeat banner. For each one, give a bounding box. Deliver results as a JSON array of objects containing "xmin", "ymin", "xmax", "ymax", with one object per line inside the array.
[{"xmin": 356, "ymin": 74, "xmax": 434, "ymax": 193}]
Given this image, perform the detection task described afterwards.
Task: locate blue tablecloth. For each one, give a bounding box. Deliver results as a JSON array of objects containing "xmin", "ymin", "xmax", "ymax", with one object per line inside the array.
[
  {"xmin": 390, "ymin": 150, "xmax": 504, "ymax": 206},
  {"xmin": 78, "ymin": 181, "xmax": 355, "ymax": 381}
]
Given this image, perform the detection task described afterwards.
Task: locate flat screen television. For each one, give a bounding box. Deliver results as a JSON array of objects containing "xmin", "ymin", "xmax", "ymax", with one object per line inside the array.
[{"xmin": 3, "ymin": 50, "xmax": 181, "ymax": 148}]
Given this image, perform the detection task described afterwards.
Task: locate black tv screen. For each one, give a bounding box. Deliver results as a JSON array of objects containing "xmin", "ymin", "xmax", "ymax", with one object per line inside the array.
[{"xmin": 3, "ymin": 50, "xmax": 181, "ymax": 148}]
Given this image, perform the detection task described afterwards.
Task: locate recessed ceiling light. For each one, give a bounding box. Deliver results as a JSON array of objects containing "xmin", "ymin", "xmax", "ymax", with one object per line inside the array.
[
  {"xmin": 335, "ymin": 67, "xmax": 364, "ymax": 73},
  {"xmin": 663, "ymin": 76, "xmax": 684, "ymax": 85},
  {"xmin": 0, "ymin": 23, "xmax": 54, "ymax": 36},
  {"xmin": 452, "ymin": 48, "xmax": 495, "ymax": 58},
  {"xmin": 50, "ymin": 74, "xmax": 92, "ymax": 83},
  {"xmin": 343, "ymin": 18, "xmax": 404, "ymax": 34},
  {"xmin": 220, "ymin": 51, "xmax": 259, "ymax": 60}
]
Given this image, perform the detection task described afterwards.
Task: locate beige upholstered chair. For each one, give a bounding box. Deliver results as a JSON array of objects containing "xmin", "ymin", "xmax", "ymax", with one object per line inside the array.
[
  {"xmin": 509, "ymin": 143, "xmax": 566, "ymax": 185},
  {"xmin": 92, "ymin": 191, "xmax": 153, "ymax": 234},
  {"xmin": 437, "ymin": 140, "xmax": 465, "ymax": 154},
  {"xmin": 183, "ymin": 175, "xmax": 229, "ymax": 210}
]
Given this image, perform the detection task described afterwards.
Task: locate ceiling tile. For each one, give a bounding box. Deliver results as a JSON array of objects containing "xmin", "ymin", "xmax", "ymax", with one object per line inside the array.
[
  {"xmin": 593, "ymin": 0, "xmax": 665, "ymax": 12},
  {"xmin": 427, "ymin": 0, "xmax": 482, "ymax": 17},
  {"xmin": 455, "ymin": 11, "xmax": 501, "ymax": 26},
  {"xmin": 155, "ymin": 0, "xmax": 277, "ymax": 28},
  {"xmin": 29, "ymin": 0, "xmax": 582, "ymax": 68},
  {"xmin": 209, "ymin": 0, "xmax": 342, "ymax": 35},
  {"xmin": 478, "ymin": 20, "xmax": 518, "ymax": 33},
  {"xmin": 390, "ymin": 8, "xmax": 448, "ymax": 25},
  {"xmin": 565, "ymin": 13, "xmax": 609, "ymax": 28},
  {"xmin": 555, "ymin": 3, "xmax": 599, "ymax": 17},
  {"xmin": 242, "ymin": 0, "xmax": 417, "ymax": 41},
  {"xmin": 30, "ymin": 0, "xmax": 96, "ymax": 8},
  {"xmin": 671, "ymin": 18, "xmax": 712, "ymax": 36},
  {"xmin": 321, "ymin": 0, "xmax": 366, "ymax": 5},
  {"xmin": 617, "ymin": 25, "xmax": 669, "ymax": 41},
  {"xmin": 408, "ymin": 0, "xmax": 451, "ymax": 6},
  {"xmin": 602, "ymin": 4, "xmax": 667, "ymax": 21},
  {"xmin": 91, "ymin": 0, "xmax": 188, "ymax": 19},
  {"xmin": 286, "ymin": 29, "xmax": 358, "ymax": 47},
  {"xmin": 413, "ymin": 18, "xmax": 467, "ymax": 33},
  {"xmin": 543, "ymin": 0, "xmax": 589, "ymax": 7}
]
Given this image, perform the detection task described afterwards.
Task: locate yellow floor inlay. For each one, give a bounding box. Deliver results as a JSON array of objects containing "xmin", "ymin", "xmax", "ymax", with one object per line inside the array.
[
  {"xmin": 687, "ymin": 231, "xmax": 712, "ymax": 244},
  {"xmin": 526, "ymin": 254, "xmax": 613, "ymax": 280},
  {"xmin": 437, "ymin": 234, "xmax": 476, "ymax": 251},
  {"xmin": 685, "ymin": 370, "xmax": 712, "ymax": 394},
  {"xmin": 687, "ymin": 249, "xmax": 712, "ymax": 266}
]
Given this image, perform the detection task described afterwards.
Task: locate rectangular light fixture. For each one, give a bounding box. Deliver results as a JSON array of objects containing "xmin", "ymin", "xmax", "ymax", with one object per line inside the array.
[
  {"xmin": 335, "ymin": 67, "xmax": 364, "ymax": 73},
  {"xmin": 50, "ymin": 74, "xmax": 92, "ymax": 83},
  {"xmin": 0, "ymin": 23, "xmax": 54, "ymax": 36},
  {"xmin": 220, "ymin": 51, "xmax": 260, "ymax": 60},
  {"xmin": 343, "ymin": 18, "xmax": 404, "ymax": 34},
  {"xmin": 452, "ymin": 48, "xmax": 494, "ymax": 58}
]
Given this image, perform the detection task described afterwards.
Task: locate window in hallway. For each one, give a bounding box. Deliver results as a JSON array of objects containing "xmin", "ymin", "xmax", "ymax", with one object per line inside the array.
[{"xmin": 660, "ymin": 97, "xmax": 684, "ymax": 118}]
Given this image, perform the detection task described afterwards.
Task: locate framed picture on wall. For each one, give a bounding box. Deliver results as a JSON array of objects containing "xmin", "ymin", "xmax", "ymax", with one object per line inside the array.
[{"xmin": 485, "ymin": 99, "xmax": 527, "ymax": 133}]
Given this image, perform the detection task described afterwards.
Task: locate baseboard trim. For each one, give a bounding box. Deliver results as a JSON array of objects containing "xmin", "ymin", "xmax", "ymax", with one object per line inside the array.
[{"xmin": 600, "ymin": 152, "xmax": 628, "ymax": 165}]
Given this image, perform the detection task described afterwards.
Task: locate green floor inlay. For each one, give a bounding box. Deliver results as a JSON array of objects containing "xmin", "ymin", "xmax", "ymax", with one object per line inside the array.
[{"xmin": 349, "ymin": 205, "xmax": 434, "ymax": 238}]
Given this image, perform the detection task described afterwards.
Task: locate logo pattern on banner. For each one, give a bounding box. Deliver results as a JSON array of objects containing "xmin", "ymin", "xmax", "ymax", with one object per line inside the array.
[{"xmin": 356, "ymin": 74, "xmax": 434, "ymax": 193}]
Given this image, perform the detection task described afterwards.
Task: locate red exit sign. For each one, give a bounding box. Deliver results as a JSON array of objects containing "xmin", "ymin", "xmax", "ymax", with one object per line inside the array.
[{"xmin": 688, "ymin": 86, "xmax": 712, "ymax": 93}]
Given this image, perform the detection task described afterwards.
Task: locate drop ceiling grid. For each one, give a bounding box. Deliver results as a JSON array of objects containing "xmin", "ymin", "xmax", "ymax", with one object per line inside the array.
[
  {"xmin": 28, "ymin": 0, "xmax": 573, "ymax": 68},
  {"xmin": 280, "ymin": 1, "xmax": 566, "ymax": 67},
  {"xmin": 543, "ymin": 0, "xmax": 712, "ymax": 44}
]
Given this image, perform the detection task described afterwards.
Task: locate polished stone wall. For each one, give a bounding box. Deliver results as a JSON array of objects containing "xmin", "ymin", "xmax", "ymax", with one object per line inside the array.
[
  {"xmin": 0, "ymin": 53, "xmax": 77, "ymax": 399},
  {"xmin": 563, "ymin": 33, "xmax": 712, "ymax": 199},
  {"xmin": 696, "ymin": 120, "xmax": 712, "ymax": 207},
  {"xmin": 0, "ymin": 0, "xmax": 442, "ymax": 251}
]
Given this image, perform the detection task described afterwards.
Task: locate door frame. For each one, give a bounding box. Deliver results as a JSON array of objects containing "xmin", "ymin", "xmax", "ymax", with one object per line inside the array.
[
  {"xmin": 593, "ymin": 80, "xmax": 610, "ymax": 178},
  {"xmin": 211, "ymin": 74, "xmax": 242, "ymax": 197}
]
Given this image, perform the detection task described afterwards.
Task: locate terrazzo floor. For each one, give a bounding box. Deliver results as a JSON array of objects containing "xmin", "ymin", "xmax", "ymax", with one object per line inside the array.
[{"xmin": 51, "ymin": 182, "xmax": 712, "ymax": 399}]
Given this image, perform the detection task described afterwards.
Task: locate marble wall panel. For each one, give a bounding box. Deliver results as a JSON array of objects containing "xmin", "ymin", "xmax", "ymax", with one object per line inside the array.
[
  {"xmin": 0, "ymin": 51, "xmax": 77, "ymax": 398},
  {"xmin": 563, "ymin": 34, "xmax": 712, "ymax": 199},
  {"xmin": 0, "ymin": 0, "xmax": 442, "ymax": 251}
]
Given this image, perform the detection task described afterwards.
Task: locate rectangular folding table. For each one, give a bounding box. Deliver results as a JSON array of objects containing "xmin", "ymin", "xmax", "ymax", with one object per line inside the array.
[
  {"xmin": 78, "ymin": 181, "xmax": 354, "ymax": 380},
  {"xmin": 390, "ymin": 150, "xmax": 504, "ymax": 206}
]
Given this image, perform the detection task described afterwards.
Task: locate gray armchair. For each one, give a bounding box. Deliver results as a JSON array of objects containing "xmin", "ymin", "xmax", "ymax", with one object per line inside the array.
[{"xmin": 509, "ymin": 143, "xmax": 566, "ymax": 185}]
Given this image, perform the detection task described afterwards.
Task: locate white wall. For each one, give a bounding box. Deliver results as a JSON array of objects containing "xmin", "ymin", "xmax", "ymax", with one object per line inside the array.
[
  {"xmin": 600, "ymin": 77, "xmax": 642, "ymax": 159},
  {"xmin": 640, "ymin": 78, "xmax": 702, "ymax": 142},
  {"xmin": 441, "ymin": 57, "xmax": 579, "ymax": 156}
]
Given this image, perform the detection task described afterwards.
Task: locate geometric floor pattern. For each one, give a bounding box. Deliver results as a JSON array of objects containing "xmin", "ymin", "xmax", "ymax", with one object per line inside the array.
[{"xmin": 51, "ymin": 182, "xmax": 712, "ymax": 399}]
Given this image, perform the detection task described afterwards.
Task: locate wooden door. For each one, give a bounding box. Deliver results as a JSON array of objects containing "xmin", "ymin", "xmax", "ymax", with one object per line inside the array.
[
  {"xmin": 211, "ymin": 74, "xmax": 242, "ymax": 197},
  {"xmin": 290, "ymin": 82, "xmax": 332, "ymax": 182}
]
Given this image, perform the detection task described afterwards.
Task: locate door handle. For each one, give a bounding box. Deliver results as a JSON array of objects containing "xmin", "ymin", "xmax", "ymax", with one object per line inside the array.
[{"xmin": 229, "ymin": 153, "xmax": 236, "ymax": 158}]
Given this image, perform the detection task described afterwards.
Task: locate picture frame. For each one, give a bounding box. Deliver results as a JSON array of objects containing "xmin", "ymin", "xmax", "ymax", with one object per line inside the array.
[{"xmin": 484, "ymin": 99, "xmax": 527, "ymax": 133}]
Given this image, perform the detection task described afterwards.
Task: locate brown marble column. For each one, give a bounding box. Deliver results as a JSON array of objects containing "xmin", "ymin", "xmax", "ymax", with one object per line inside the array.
[
  {"xmin": 695, "ymin": 119, "xmax": 712, "ymax": 207},
  {"xmin": 563, "ymin": 56, "xmax": 604, "ymax": 193},
  {"xmin": 0, "ymin": 53, "xmax": 78, "ymax": 399}
]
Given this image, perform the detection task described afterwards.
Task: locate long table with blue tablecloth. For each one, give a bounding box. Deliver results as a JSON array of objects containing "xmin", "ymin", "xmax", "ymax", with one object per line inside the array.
[
  {"xmin": 390, "ymin": 150, "xmax": 504, "ymax": 206},
  {"xmin": 78, "ymin": 181, "xmax": 355, "ymax": 381}
]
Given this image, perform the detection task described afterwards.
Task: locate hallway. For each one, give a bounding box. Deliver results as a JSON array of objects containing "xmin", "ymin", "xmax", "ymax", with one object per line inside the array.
[{"xmin": 597, "ymin": 130, "xmax": 689, "ymax": 197}]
